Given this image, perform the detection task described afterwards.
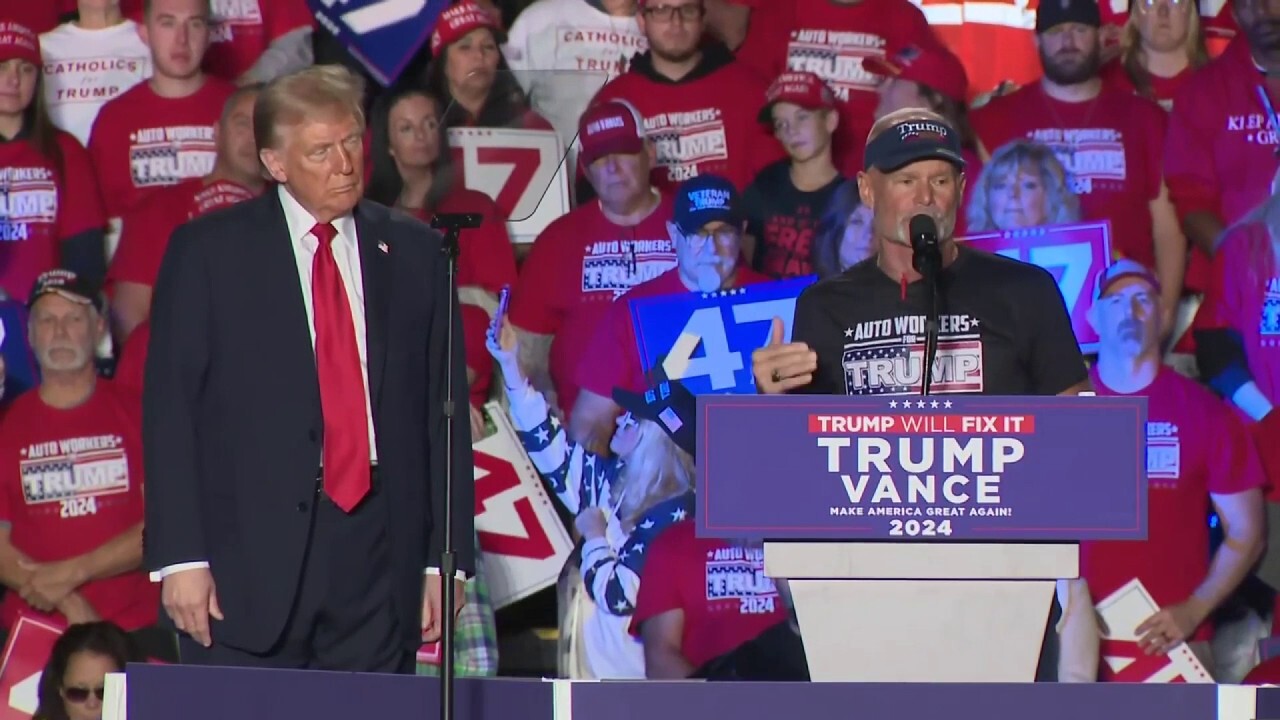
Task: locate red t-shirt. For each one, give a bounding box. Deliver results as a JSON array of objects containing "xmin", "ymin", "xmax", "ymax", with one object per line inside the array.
[
  {"xmin": 88, "ymin": 77, "xmax": 237, "ymax": 219},
  {"xmin": 204, "ymin": 0, "xmax": 313, "ymax": 81},
  {"xmin": 509, "ymin": 196, "xmax": 677, "ymax": 416},
  {"xmin": 461, "ymin": 303, "xmax": 492, "ymax": 410},
  {"xmin": 1101, "ymin": 61, "xmax": 1193, "ymax": 112},
  {"xmin": 591, "ymin": 56, "xmax": 783, "ymax": 192},
  {"xmin": 0, "ymin": 380, "xmax": 159, "ymax": 631},
  {"xmin": 738, "ymin": 0, "xmax": 937, "ymax": 173},
  {"xmin": 415, "ymin": 187, "xmax": 518, "ymax": 296},
  {"xmin": 108, "ymin": 177, "xmax": 258, "ymax": 289},
  {"xmin": 115, "ymin": 320, "xmax": 148, "ymax": 397},
  {"xmin": 1200, "ymin": 224, "xmax": 1280, "ymax": 428},
  {"xmin": 0, "ymin": 132, "xmax": 105, "ymax": 300},
  {"xmin": 971, "ymin": 83, "xmax": 1166, "ymax": 269},
  {"xmin": 1083, "ymin": 367, "xmax": 1264, "ymax": 648},
  {"xmin": 576, "ymin": 266, "xmax": 771, "ymax": 398},
  {"xmin": 629, "ymin": 520, "xmax": 787, "ymax": 670}
]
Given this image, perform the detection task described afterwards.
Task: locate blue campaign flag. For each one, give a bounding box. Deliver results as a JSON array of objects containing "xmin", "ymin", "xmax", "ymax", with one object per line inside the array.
[
  {"xmin": 310, "ymin": 0, "xmax": 451, "ymax": 86},
  {"xmin": 0, "ymin": 301, "xmax": 37, "ymax": 397},
  {"xmin": 629, "ymin": 276, "xmax": 817, "ymax": 396}
]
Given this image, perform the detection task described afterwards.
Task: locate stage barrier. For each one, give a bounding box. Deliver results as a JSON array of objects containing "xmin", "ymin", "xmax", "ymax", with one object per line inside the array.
[{"xmin": 100, "ymin": 664, "xmax": 1274, "ymax": 720}]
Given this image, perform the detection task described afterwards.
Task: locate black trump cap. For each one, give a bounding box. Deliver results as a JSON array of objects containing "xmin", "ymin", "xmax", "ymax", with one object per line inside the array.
[{"xmin": 863, "ymin": 116, "xmax": 966, "ymax": 173}]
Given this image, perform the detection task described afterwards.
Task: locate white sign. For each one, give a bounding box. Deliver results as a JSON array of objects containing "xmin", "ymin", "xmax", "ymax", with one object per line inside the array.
[
  {"xmin": 473, "ymin": 402, "xmax": 573, "ymax": 608},
  {"xmin": 448, "ymin": 127, "xmax": 572, "ymax": 244},
  {"xmin": 1095, "ymin": 578, "xmax": 1213, "ymax": 683}
]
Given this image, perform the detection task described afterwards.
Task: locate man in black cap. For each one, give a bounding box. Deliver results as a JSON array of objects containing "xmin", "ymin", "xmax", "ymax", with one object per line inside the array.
[{"xmin": 752, "ymin": 107, "xmax": 1091, "ymax": 398}]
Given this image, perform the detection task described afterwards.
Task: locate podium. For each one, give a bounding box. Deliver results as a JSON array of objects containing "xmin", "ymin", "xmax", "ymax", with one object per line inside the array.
[{"xmin": 696, "ymin": 394, "xmax": 1148, "ymax": 683}]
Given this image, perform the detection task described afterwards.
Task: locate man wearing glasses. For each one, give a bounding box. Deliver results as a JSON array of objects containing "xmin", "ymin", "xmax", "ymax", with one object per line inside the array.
[
  {"xmin": 569, "ymin": 174, "xmax": 771, "ymax": 453},
  {"xmin": 589, "ymin": 0, "xmax": 783, "ymax": 193}
]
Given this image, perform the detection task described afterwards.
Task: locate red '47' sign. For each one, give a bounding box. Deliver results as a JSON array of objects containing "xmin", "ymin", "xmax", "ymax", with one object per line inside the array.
[
  {"xmin": 0, "ymin": 615, "xmax": 64, "ymax": 719},
  {"xmin": 448, "ymin": 128, "xmax": 572, "ymax": 245}
]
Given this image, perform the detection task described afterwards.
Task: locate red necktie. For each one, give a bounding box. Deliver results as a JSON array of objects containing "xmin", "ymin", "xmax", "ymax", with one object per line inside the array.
[{"xmin": 310, "ymin": 222, "xmax": 371, "ymax": 512}]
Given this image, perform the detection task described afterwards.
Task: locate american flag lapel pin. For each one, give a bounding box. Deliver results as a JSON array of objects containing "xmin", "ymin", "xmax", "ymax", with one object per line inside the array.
[{"xmin": 377, "ymin": 241, "xmax": 389, "ymax": 254}]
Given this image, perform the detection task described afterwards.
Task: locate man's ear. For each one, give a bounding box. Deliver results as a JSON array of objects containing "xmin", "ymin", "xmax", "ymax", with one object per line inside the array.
[
  {"xmin": 856, "ymin": 171, "xmax": 875, "ymax": 210},
  {"xmin": 259, "ymin": 148, "xmax": 287, "ymax": 184},
  {"xmin": 825, "ymin": 109, "xmax": 839, "ymax": 134}
]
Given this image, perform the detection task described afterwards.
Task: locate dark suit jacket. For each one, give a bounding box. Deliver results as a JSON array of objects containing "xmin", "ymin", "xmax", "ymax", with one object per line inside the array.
[{"xmin": 142, "ymin": 192, "xmax": 475, "ymax": 655}]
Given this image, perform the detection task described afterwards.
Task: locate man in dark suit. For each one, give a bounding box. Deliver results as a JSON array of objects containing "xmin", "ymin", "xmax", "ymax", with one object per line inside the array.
[{"xmin": 142, "ymin": 64, "xmax": 474, "ymax": 672}]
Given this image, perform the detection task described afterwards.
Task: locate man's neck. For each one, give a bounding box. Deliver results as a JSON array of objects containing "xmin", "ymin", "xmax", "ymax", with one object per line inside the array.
[
  {"xmin": 38, "ymin": 371, "xmax": 96, "ymax": 410},
  {"xmin": 651, "ymin": 51, "xmax": 702, "ymax": 82},
  {"xmin": 76, "ymin": 6, "xmax": 124, "ymax": 30},
  {"xmin": 206, "ymin": 164, "xmax": 265, "ymax": 194},
  {"xmin": 0, "ymin": 114, "xmax": 23, "ymax": 141},
  {"xmin": 875, "ymin": 236, "xmax": 959, "ymax": 283},
  {"xmin": 1040, "ymin": 76, "xmax": 1102, "ymax": 103},
  {"xmin": 1143, "ymin": 47, "xmax": 1189, "ymax": 78},
  {"xmin": 600, "ymin": 188, "xmax": 660, "ymax": 226},
  {"xmin": 1094, "ymin": 351, "xmax": 1160, "ymax": 394},
  {"xmin": 149, "ymin": 72, "xmax": 207, "ymax": 99},
  {"xmin": 790, "ymin": 152, "xmax": 839, "ymax": 192}
]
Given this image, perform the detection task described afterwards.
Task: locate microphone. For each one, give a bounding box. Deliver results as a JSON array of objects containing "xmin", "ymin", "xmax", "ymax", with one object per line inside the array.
[
  {"xmin": 908, "ymin": 214, "xmax": 943, "ymax": 397},
  {"xmin": 909, "ymin": 214, "xmax": 941, "ymax": 276}
]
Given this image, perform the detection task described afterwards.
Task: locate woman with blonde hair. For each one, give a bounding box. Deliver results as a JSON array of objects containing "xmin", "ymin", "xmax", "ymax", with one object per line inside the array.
[
  {"xmin": 487, "ymin": 307, "xmax": 696, "ymax": 680},
  {"xmin": 1104, "ymin": 0, "xmax": 1209, "ymax": 110},
  {"xmin": 966, "ymin": 140, "xmax": 1082, "ymax": 233}
]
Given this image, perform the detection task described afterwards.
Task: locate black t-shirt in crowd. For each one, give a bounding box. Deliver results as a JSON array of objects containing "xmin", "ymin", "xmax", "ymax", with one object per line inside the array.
[
  {"xmin": 743, "ymin": 161, "xmax": 843, "ymax": 279},
  {"xmin": 791, "ymin": 244, "xmax": 1088, "ymax": 396}
]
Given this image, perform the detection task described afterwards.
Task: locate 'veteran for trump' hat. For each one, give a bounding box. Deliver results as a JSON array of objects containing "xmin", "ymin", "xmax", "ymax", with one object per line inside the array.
[{"xmin": 672, "ymin": 174, "xmax": 742, "ymax": 235}]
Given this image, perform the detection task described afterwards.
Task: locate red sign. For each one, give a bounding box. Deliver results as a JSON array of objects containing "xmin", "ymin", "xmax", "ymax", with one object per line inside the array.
[
  {"xmin": 962, "ymin": 221, "xmax": 1113, "ymax": 354},
  {"xmin": 474, "ymin": 449, "xmax": 557, "ymax": 561},
  {"xmin": 0, "ymin": 615, "xmax": 65, "ymax": 719}
]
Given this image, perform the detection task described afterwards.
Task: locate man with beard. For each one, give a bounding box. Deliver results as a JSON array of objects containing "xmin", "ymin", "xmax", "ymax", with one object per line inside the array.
[
  {"xmin": 589, "ymin": 0, "xmax": 783, "ymax": 192},
  {"xmin": 752, "ymin": 107, "xmax": 1091, "ymax": 399},
  {"xmin": 1084, "ymin": 260, "xmax": 1264, "ymax": 679},
  {"xmin": 969, "ymin": 0, "xmax": 1185, "ymax": 336},
  {"xmin": 751, "ymin": 107, "xmax": 1093, "ymax": 680}
]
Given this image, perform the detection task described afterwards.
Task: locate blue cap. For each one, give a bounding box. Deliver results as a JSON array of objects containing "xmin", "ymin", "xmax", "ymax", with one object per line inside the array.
[
  {"xmin": 672, "ymin": 174, "xmax": 741, "ymax": 235},
  {"xmin": 864, "ymin": 116, "xmax": 966, "ymax": 173}
]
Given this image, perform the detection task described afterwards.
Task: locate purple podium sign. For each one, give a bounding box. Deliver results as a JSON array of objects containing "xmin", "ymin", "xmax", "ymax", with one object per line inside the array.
[
  {"xmin": 125, "ymin": 663, "xmax": 553, "ymax": 720},
  {"xmin": 572, "ymin": 682, "xmax": 1221, "ymax": 720},
  {"xmin": 962, "ymin": 221, "xmax": 1113, "ymax": 354},
  {"xmin": 697, "ymin": 394, "xmax": 1147, "ymax": 541}
]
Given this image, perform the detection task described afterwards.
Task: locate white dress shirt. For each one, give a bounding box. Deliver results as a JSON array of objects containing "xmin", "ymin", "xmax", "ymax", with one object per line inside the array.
[{"xmin": 154, "ymin": 187, "xmax": 461, "ymax": 582}]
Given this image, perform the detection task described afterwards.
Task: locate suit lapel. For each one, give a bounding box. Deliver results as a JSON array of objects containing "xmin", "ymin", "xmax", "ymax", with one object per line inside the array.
[
  {"xmin": 259, "ymin": 193, "xmax": 321, "ymax": 401},
  {"xmin": 355, "ymin": 201, "xmax": 390, "ymax": 414}
]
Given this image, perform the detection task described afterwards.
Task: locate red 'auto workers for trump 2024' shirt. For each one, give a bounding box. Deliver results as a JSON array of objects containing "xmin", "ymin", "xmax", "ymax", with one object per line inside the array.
[
  {"xmin": 590, "ymin": 43, "xmax": 784, "ymax": 192},
  {"xmin": 0, "ymin": 380, "xmax": 159, "ymax": 631},
  {"xmin": 88, "ymin": 76, "xmax": 236, "ymax": 221},
  {"xmin": 630, "ymin": 520, "xmax": 787, "ymax": 670},
  {"xmin": 509, "ymin": 194, "xmax": 677, "ymax": 418},
  {"xmin": 0, "ymin": 132, "xmax": 105, "ymax": 300},
  {"xmin": 971, "ymin": 83, "xmax": 1167, "ymax": 270},
  {"xmin": 1083, "ymin": 366, "xmax": 1265, "ymax": 651}
]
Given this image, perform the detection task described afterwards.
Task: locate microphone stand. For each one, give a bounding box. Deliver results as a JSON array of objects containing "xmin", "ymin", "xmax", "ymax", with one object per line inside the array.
[
  {"xmin": 430, "ymin": 212, "xmax": 480, "ymax": 720},
  {"xmin": 916, "ymin": 250, "xmax": 942, "ymax": 397}
]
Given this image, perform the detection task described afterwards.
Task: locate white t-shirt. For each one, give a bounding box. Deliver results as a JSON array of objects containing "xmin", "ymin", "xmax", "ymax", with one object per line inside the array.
[
  {"xmin": 40, "ymin": 20, "xmax": 153, "ymax": 147},
  {"xmin": 503, "ymin": 0, "xmax": 647, "ymax": 150}
]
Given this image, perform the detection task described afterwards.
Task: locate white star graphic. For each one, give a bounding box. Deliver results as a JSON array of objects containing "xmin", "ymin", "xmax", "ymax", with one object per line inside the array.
[
  {"xmin": 930, "ymin": 400, "xmax": 939, "ymax": 408},
  {"xmin": 586, "ymin": 455, "xmax": 596, "ymax": 469},
  {"xmin": 633, "ymin": 542, "xmax": 645, "ymax": 553},
  {"xmin": 844, "ymin": 328, "xmax": 853, "ymax": 338},
  {"xmin": 944, "ymin": 400, "xmax": 953, "ymax": 408},
  {"xmin": 889, "ymin": 400, "xmax": 898, "ymax": 408},
  {"xmin": 916, "ymin": 400, "xmax": 926, "ymax": 408},
  {"xmin": 672, "ymin": 508, "xmax": 687, "ymax": 521},
  {"xmin": 620, "ymin": 549, "xmax": 630, "ymax": 560},
  {"xmin": 971, "ymin": 318, "xmax": 981, "ymax": 327},
  {"xmin": 550, "ymin": 416, "xmax": 561, "ymax": 429},
  {"xmin": 614, "ymin": 600, "xmax": 629, "ymax": 612},
  {"xmin": 535, "ymin": 428, "xmax": 549, "ymax": 443},
  {"xmin": 640, "ymin": 519, "xmax": 655, "ymax": 529}
]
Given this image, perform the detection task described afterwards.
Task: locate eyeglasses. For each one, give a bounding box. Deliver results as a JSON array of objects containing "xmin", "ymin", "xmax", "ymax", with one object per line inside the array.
[
  {"xmin": 642, "ymin": 3, "xmax": 705, "ymax": 22},
  {"xmin": 1134, "ymin": 0, "xmax": 1186, "ymax": 11},
  {"xmin": 62, "ymin": 686, "xmax": 106, "ymax": 703},
  {"xmin": 685, "ymin": 226, "xmax": 738, "ymax": 249}
]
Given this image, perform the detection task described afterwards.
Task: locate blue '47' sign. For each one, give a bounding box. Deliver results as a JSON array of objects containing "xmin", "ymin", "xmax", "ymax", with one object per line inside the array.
[
  {"xmin": 629, "ymin": 276, "xmax": 817, "ymax": 395},
  {"xmin": 310, "ymin": 0, "xmax": 450, "ymax": 85}
]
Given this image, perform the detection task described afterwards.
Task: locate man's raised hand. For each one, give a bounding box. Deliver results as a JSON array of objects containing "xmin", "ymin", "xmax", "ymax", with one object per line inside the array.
[{"xmin": 751, "ymin": 317, "xmax": 817, "ymax": 394}]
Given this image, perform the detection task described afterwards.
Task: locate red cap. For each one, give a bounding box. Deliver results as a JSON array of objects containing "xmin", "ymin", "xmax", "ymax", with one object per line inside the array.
[
  {"xmin": 578, "ymin": 99, "xmax": 645, "ymax": 166},
  {"xmin": 757, "ymin": 71, "xmax": 836, "ymax": 124},
  {"xmin": 430, "ymin": 2, "xmax": 501, "ymax": 55},
  {"xmin": 0, "ymin": 22, "xmax": 39, "ymax": 66},
  {"xmin": 866, "ymin": 42, "xmax": 969, "ymax": 104},
  {"xmin": 1095, "ymin": 258, "xmax": 1161, "ymax": 299}
]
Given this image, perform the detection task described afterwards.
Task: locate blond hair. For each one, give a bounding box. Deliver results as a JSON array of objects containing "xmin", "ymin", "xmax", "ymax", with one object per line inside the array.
[
  {"xmin": 966, "ymin": 140, "xmax": 1082, "ymax": 232},
  {"xmin": 613, "ymin": 419, "xmax": 695, "ymax": 530},
  {"xmin": 253, "ymin": 65, "xmax": 366, "ymax": 151}
]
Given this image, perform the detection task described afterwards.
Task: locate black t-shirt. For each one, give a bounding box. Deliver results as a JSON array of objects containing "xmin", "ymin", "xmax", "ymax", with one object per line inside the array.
[
  {"xmin": 791, "ymin": 245, "xmax": 1088, "ymax": 396},
  {"xmin": 743, "ymin": 161, "xmax": 843, "ymax": 279}
]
